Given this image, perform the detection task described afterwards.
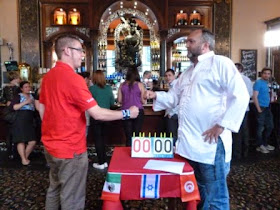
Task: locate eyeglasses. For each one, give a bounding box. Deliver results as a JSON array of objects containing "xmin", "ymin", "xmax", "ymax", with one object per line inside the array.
[{"xmin": 68, "ymin": 47, "xmax": 85, "ymax": 53}]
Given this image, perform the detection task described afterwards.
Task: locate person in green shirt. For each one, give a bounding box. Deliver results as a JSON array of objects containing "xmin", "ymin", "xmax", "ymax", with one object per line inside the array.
[{"xmin": 89, "ymin": 70, "xmax": 115, "ymax": 169}]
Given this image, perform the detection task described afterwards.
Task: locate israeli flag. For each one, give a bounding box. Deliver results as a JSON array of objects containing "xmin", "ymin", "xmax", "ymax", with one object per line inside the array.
[{"xmin": 140, "ymin": 174, "xmax": 160, "ymax": 199}]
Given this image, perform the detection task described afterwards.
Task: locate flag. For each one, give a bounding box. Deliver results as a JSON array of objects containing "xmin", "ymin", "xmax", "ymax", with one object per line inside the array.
[
  {"xmin": 180, "ymin": 173, "xmax": 200, "ymax": 202},
  {"xmin": 140, "ymin": 174, "xmax": 160, "ymax": 199},
  {"xmin": 101, "ymin": 173, "xmax": 122, "ymax": 201}
]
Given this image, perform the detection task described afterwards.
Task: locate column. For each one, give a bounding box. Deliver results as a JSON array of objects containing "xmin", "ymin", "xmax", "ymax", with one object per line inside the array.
[
  {"xmin": 160, "ymin": 30, "xmax": 168, "ymax": 76},
  {"xmin": 91, "ymin": 29, "xmax": 99, "ymax": 71}
]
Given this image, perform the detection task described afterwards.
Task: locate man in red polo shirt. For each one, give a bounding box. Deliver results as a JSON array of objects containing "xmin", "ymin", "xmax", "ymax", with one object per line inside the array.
[{"xmin": 39, "ymin": 34, "xmax": 139, "ymax": 210}]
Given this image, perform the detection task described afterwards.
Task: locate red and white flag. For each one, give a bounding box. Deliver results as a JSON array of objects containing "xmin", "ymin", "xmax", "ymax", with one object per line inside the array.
[{"xmin": 180, "ymin": 173, "xmax": 200, "ymax": 202}]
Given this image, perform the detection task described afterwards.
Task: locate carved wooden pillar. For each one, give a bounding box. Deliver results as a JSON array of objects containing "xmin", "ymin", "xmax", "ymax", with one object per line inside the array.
[
  {"xmin": 160, "ymin": 30, "xmax": 168, "ymax": 76},
  {"xmin": 83, "ymin": 41, "xmax": 92, "ymax": 72},
  {"xmin": 213, "ymin": 0, "xmax": 231, "ymax": 57},
  {"xmin": 91, "ymin": 29, "xmax": 99, "ymax": 71},
  {"xmin": 19, "ymin": 0, "xmax": 40, "ymax": 69},
  {"xmin": 166, "ymin": 42, "xmax": 173, "ymax": 70},
  {"xmin": 43, "ymin": 41, "xmax": 53, "ymax": 68}
]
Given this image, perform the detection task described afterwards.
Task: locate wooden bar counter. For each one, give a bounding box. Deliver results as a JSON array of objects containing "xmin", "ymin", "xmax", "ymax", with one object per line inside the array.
[
  {"xmin": 0, "ymin": 104, "xmax": 164, "ymax": 146},
  {"xmin": 87, "ymin": 104, "xmax": 165, "ymax": 146}
]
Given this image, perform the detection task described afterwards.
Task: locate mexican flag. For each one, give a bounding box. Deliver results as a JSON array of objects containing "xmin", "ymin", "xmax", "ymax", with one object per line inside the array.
[
  {"xmin": 180, "ymin": 173, "xmax": 200, "ymax": 202},
  {"xmin": 101, "ymin": 173, "xmax": 122, "ymax": 201}
]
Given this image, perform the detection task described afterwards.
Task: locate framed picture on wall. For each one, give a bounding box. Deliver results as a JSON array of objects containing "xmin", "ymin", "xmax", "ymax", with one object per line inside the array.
[{"xmin": 240, "ymin": 49, "xmax": 257, "ymax": 81}]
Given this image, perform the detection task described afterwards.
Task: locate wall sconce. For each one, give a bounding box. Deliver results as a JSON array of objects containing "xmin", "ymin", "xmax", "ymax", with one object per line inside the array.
[
  {"xmin": 264, "ymin": 29, "xmax": 280, "ymax": 47},
  {"xmin": 18, "ymin": 63, "xmax": 31, "ymax": 81},
  {"xmin": 190, "ymin": 10, "xmax": 201, "ymax": 25},
  {"xmin": 176, "ymin": 10, "xmax": 188, "ymax": 26},
  {"xmin": 68, "ymin": 8, "xmax": 80, "ymax": 25},
  {"xmin": 54, "ymin": 8, "xmax": 67, "ymax": 25}
]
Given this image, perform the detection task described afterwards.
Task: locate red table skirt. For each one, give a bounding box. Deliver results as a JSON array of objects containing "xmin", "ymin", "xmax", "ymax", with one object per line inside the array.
[{"xmin": 102, "ymin": 147, "xmax": 200, "ymax": 210}]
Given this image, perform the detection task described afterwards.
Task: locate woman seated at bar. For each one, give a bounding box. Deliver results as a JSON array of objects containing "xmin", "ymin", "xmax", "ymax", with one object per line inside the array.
[
  {"xmin": 10, "ymin": 81, "xmax": 36, "ymax": 166},
  {"xmin": 118, "ymin": 67, "xmax": 146, "ymax": 146},
  {"xmin": 89, "ymin": 70, "xmax": 115, "ymax": 169}
]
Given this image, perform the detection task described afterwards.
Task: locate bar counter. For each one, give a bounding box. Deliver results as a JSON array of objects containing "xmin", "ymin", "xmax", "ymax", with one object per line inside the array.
[
  {"xmin": 1, "ymin": 103, "xmax": 279, "ymax": 147},
  {"xmin": 0, "ymin": 104, "xmax": 165, "ymax": 146},
  {"xmin": 87, "ymin": 104, "xmax": 165, "ymax": 146}
]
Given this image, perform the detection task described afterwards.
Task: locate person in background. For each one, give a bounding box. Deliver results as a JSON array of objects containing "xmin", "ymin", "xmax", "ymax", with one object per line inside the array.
[
  {"xmin": 3, "ymin": 71, "xmax": 21, "ymax": 159},
  {"xmin": 164, "ymin": 69, "xmax": 178, "ymax": 145},
  {"xmin": 78, "ymin": 71, "xmax": 92, "ymax": 135},
  {"xmin": 146, "ymin": 29, "xmax": 249, "ymax": 209},
  {"xmin": 118, "ymin": 67, "xmax": 145, "ymax": 146},
  {"xmin": 89, "ymin": 70, "xmax": 114, "ymax": 169},
  {"xmin": 3, "ymin": 71, "xmax": 21, "ymax": 106},
  {"xmin": 10, "ymin": 81, "xmax": 36, "ymax": 166},
  {"xmin": 232, "ymin": 63, "xmax": 253, "ymax": 159},
  {"xmin": 232, "ymin": 63, "xmax": 253, "ymax": 160},
  {"xmin": 38, "ymin": 34, "xmax": 139, "ymax": 210},
  {"xmin": 142, "ymin": 70, "xmax": 153, "ymax": 90},
  {"xmin": 79, "ymin": 71, "xmax": 92, "ymax": 87},
  {"xmin": 34, "ymin": 74, "xmax": 45, "ymax": 142},
  {"xmin": 253, "ymin": 67, "xmax": 275, "ymax": 154}
]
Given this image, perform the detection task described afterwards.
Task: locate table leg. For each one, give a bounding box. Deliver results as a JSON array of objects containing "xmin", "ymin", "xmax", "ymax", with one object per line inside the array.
[{"xmin": 102, "ymin": 200, "xmax": 124, "ymax": 210}]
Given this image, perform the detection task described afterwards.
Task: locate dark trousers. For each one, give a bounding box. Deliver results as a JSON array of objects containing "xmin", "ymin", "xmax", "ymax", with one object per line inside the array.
[
  {"xmin": 6, "ymin": 124, "xmax": 17, "ymax": 159},
  {"xmin": 232, "ymin": 112, "xmax": 249, "ymax": 159},
  {"xmin": 165, "ymin": 114, "xmax": 178, "ymax": 145},
  {"xmin": 256, "ymin": 107, "xmax": 274, "ymax": 147},
  {"xmin": 90, "ymin": 118, "xmax": 107, "ymax": 164},
  {"xmin": 122, "ymin": 109, "xmax": 144, "ymax": 146}
]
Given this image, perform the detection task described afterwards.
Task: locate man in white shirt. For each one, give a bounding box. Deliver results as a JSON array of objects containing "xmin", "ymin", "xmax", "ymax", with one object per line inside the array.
[
  {"xmin": 232, "ymin": 63, "xmax": 253, "ymax": 159},
  {"xmin": 164, "ymin": 69, "xmax": 179, "ymax": 145},
  {"xmin": 147, "ymin": 29, "xmax": 249, "ymax": 209}
]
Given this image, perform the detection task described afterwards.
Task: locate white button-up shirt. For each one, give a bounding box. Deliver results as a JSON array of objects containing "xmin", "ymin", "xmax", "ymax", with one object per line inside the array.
[
  {"xmin": 241, "ymin": 74, "xmax": 253, "ymax": 111},
  {"xmin": 153, "ymin": 51, "xmax": 249, "ymax": 164},
  {"xmin": 165, "ymin": 79, "xmax": 179, "ymax": 118}
]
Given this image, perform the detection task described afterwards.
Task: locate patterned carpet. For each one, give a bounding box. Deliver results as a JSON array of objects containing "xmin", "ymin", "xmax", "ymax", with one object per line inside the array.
[{"xmin": 0, "ymin": 145, "xmax": 279, "ymax": 210}]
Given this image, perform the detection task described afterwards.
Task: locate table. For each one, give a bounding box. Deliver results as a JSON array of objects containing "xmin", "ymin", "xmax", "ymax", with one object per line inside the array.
[{"xmin": 101, "ymin": 147, "xmax": 200, "ymax": 210}]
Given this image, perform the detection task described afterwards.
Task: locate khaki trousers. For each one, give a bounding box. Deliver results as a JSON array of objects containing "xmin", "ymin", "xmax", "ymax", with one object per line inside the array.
[{"xmin": 44, "ymin": 149, "xmax": 88, "ymax": 210}]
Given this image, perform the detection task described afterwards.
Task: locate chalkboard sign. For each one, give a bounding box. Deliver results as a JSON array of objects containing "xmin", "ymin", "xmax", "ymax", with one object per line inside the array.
[{"xmin": 241, "ymin": 49, "xmax": 257, "ymax": 80}]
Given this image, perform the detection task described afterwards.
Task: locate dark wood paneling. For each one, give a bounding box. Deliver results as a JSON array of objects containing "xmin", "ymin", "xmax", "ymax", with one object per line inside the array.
[{"xmin": 273, "ymin": 51, "xmax": 280, "ymax": 83}]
